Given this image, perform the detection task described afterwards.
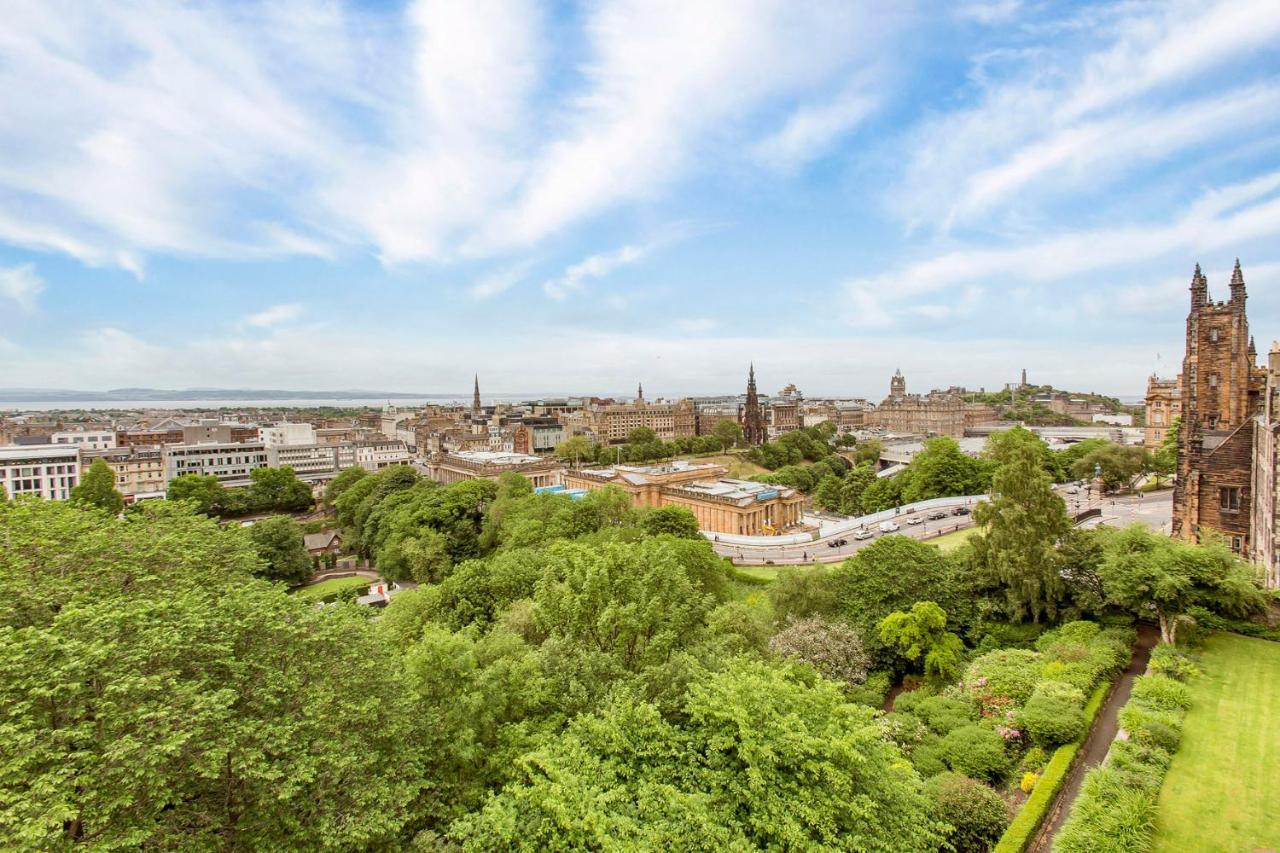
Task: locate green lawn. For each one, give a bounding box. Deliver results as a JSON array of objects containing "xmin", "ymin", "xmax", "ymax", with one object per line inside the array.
[
  {"xmin": 924, "ymin": 526, "xmax": 977, "ymax": 552},
  {"xmin": 292, "ymin": 575, "xmax": 369, "ymax": 602},
  {"xmin": 1150, "ymin": 633, "xmax": 1280, "ymax": 852}
]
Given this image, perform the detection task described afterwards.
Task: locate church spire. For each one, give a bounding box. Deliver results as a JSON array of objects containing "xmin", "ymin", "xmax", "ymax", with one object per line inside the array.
[
  {"xmin": 743, "ymin": 362, "xmax": 764, "ymax": 446},
  {"xmin": 472, "ymin": 374, "xmax": 481, "ymax": 416},
  {"xmin": 1190, "ymin": 263, "xmax": 1208, "ymax": 310},
  {"xmin": 637, "ymin": 381, "xmax": 644, "ymax": 403},
  {"xmin": 1230, "ymin": 258, "xmax": 1246, "ymax": 306}
]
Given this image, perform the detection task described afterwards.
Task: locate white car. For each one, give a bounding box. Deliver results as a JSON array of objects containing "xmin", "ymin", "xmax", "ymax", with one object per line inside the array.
[
  {"xmin": 854, "ymin": 529, "xmax": 875, "ymax": 540},
  {"xmin": 906, "ymin": 516, "xmax": 924, "ymax": 525},
  {"xmin": 879, "ymin": 521, "xmax": 901, "ymax": 533}
]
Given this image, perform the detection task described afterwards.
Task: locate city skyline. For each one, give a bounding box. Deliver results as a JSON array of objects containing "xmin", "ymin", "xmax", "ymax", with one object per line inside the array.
[{"xmin": 1, "ymin": 1, "xmax": 1279, "ymax": 394}]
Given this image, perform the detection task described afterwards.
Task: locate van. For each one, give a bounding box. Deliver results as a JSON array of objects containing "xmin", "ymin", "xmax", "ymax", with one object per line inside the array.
[{"xmin": 878, "ymin": 521, "xmax": 900, "ymax": 533}]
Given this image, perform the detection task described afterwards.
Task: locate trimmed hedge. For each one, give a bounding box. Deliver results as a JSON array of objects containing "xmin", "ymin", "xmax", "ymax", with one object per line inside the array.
[
  {"xmin": 1052, "ymin": 671, "xmax": 1195, "ymax": 852},
  {"xmin": 991, "ymin": 680, "xmax": 1110, "ymax": 853}
]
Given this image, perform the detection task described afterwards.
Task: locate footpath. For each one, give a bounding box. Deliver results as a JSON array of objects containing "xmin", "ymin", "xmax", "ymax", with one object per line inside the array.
[{"xmin": 1027, "ymin": 622, "xmax": 1160, "ymax": 852}]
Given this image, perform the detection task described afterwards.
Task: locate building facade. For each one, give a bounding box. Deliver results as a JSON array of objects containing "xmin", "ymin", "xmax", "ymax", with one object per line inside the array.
[
  {"xmin": 52, "ymin": 429, "xmax": 117, "ymax": 450},
  {"xmin": 0, "ymin": 445, "xmax": 81, "ymax": 500},
  {"xmin": 164, "ymin": 441, "xmax": 270, "ymax": 486},
  {"xmin": 1251, "ymin": 343, "xmax": 1280, "ymax": 588},
  {"xmin": 1172, "ymin": 262, "xmax": 1267, "ymax": 554},
  {"xmin": 1144, "ymin": 375, "xmax": 1182, "ymax": 449},
  {"xmin": 864, "ymin": 371, "xmax": 968, "ymax": 437},
  {"xmin": 427, "ymin": 450, "xmax": 563, "ymax": 488},
  {"xmin": 84, "ymin": 446, "xmax": 165, "ymax": 502},
  {"xmin": 563, "ymin": 460, "xmax": 804, "ymax": 535}
]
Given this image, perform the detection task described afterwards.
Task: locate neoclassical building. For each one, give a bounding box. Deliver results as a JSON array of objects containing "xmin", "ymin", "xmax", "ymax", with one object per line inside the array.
[
  {"xmin": 427, "ymin": 450, "xmax": 564, "ymax": 489},
  {"xmin": 564, "ymin": 459, "xmax": 804, "ymax": 535}
]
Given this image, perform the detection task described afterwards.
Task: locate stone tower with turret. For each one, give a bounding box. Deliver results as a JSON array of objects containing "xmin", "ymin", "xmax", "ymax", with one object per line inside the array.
[
  {"xmin": 889, "ymin": 369, "xmax": 906, "ymax": 403},
  {"xmin": 1172, "ymin": 261, "xmax": 1266, "ymax": 552},
  {"xmin": 741, "ymin": 363, "xmax": 765, "ymax": 446}
]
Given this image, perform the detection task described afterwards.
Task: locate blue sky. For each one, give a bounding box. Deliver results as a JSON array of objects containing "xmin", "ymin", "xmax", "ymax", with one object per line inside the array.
[{"xmin": 1, "ymin": 0, "xmax": 1279, "ymax": 398}]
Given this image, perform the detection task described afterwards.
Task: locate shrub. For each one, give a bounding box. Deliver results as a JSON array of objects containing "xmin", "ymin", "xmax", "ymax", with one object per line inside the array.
[
  {"xmin": 912, "ymin": 695, "xmax": 978, "ymax": 735},
  {"xmin": 769, "ymin": 617, "xmax": 870, "ymax": 688},
  {"xmin": 1019, "ymin": 745, "xmax": 1048, "ymax": 773},
  {"xmin": 1035, "ymin": 620, "xmax": 1101, "ymax": 650},
  {"xmin": 939, "ymin": 725, "xmax": 1010, "ymax": 782},
  {"xmin": 964, "ymin": 649, "xmax": 1041, "ymax": 709},
  {"xmin": 877, "ymin": 712, "xmax": 932, "ymax": 756},
  {"xmin": 1020, "ymin": 772, "xmax": 1039, "ymax": 793},
  {"xmin": 973, "ymin": 621, "xmax": 1044, "ymax": 653},
  {"xmin": 926, "ymin": 772, "xmax": 1010, "ymax": 853},
  {"xmin": 847, "ymin": 670, "xmax": 892, "ymax": 707},
  {"xmin": 1147, "ymin": 645, "xmax": 1200, "ymax": 681},
  {"xmin": 1129, "ymin": 674, "xmax": 1192, "ymax": 713},
  {"xmin": 1108, "ymin": 740, "xmax": 1170, "ymax": 790},
  {"xmin": 912, "ymin": 741, "xmax": 949, "ymax": 779},
  {"xmin": 1053, "ymin": 768, "xmax": 1157, "ymax": 853},
  {"xmin": 1022, "ymin": 682, "xmax": 1085, "ymax": 747},
  {"xmin": 1119, "ymin": 706, "xmax": 1182, "ymax": 752},
  {"xmin": 893, "ymin": 687, "xmax": 935, "ymax": 715}
]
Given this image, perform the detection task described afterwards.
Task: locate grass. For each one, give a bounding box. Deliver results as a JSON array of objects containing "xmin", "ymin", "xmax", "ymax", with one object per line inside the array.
[
  {"xmin": 292, "ymin": 575, "xmax": 369, "ymax": 602},
  {"xmin": 925, "ymin": 526, "xmax": 978, "ymax": 553},
  {"xmin": 1150, "ymin": 633, "xmax": 1280, "ymax": 853},
  {"xmin": 677, "ymin": 452, "xmax": 769, "ymax": 479}
]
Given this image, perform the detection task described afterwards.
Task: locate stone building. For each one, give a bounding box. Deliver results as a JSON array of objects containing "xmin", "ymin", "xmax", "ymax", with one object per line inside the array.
[
  {"xmin": 427, "ymin": 450, "xmax": 563, "ymax": 489},
  {"xmin": 1143, "ymin": 375, "xmax": 1181, "ymax": 449},
  {"xmin": 1251, "ymin": 343, "xmax": 1280, "ymax": 588},
  {"xmin": 563, "ymin": 460, "xmax": 804, "ymax": 535},
  {"xmin": 864, "ymin": 370, "xmax": 968, "ymax": 438},
  {"xmin": 83, "ymin": 446, "xmax": 166, "ymax": 502},
  {"xmin": 581, "ymin": 398, "xmax": 696, "ymax": 445},
  {"xmin": 742, "ymin": 364, "xmax": 765, "ymax": 446},
  {"xmin": 1172, "ymin": 262, "xmax": 1267, "ymax": 554}
]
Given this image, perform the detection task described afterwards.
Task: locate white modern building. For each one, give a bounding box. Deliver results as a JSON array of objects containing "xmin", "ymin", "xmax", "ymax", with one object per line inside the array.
[
  {"xmin": 259, "ymin": 422, "xmax": 316, "ymax": 448},
  {"xmin": 164, "ymin": 441, "xmax": 269, "ymax": 486},
  {"xmin": 0, "ymin": 445, "xmax": 81, "ymax": 500},
  {"xmin": 267, "ymin": 443, "xmax": 347, "ymax": 481},
  {"xmin": 356, "ymin": 440, "xmax": 411, "ymax": 472},
  {"xmin": 52, "ymin": 429, "xmax": 116, "ymax": 450}
]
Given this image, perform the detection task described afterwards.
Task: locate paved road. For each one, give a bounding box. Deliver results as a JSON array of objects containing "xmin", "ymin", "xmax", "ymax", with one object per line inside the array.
[{"xmin": 712, "ymin": 488, "xmax": 1173, "ymax": 566}]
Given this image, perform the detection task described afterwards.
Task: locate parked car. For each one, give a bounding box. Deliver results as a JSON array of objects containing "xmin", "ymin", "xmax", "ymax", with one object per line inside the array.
[
  {"xmin": 906, "ymin": 515, "xmax": 924, "ymax": 525},
  {"xmin": 927, "ymin": 510, "xmax": 948, "ymax": 520},
  {"xmin": 951, "ymin": 506, "xmax": 971, "ymax": 516},
  {"xmin": 879, "ymin": 521, "xmax": 901, "ymax": 533},
  {"xmin": 854, "ymin": 529, "xmax": 874, "ymax": 541}
]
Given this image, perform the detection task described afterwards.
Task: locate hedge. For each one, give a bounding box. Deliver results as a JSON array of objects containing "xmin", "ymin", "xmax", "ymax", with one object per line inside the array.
[
  {"xmin": 1052, "ymin": 673, "xmax": 1194, "ymax": 852},
  {"xmin": 991, "ymin": 680, "xmax": 1111, "ymax": 853}
]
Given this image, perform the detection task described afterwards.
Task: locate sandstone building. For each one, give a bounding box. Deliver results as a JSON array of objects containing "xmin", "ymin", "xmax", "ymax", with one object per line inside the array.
[
  {"xmin": 1143, "ymin": 375, "xmax": 1181, "ymax": 449},
  {"xmin": 863, "ymin": 370, "xmax": 969, "ymax": 437},
  {"xmin": 1172, "ymin": 262, "xmax": 1267, "ymax": 555}
]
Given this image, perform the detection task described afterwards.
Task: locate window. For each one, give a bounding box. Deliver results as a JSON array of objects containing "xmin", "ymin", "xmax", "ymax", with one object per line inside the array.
[
  {"xmin": 1210, "ymin": 328, "xmax": 1219, "ymax": 342},
  {"xmin": 1220, "ymin": 486, "xmax": 1242, "ymax": 513},
  {"xmin": 1231, "ymin": 536, "xmax": 1243, "ymax": 554},
  {"xmin": 1208, "ymin": 373, "xmax": 1218, "ymax": 388}
]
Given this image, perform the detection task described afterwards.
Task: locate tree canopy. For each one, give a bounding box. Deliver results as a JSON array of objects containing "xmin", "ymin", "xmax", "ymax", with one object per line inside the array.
[{"xmin": 69, "ymin": 457, "xmax": 124, "ymax": 515}]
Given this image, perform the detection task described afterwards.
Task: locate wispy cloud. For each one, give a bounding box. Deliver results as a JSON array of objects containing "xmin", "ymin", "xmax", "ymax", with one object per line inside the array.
[
  {"xmin": 245, "ymin": 303, "xmax": 303, "ymax": 328},
  {"xmin": 752, "ymin": 81, "xmax": 879, "ymax": 171},
  {"xmin": 0, "ymin": 264, "xmax": 44, "ymax": 313},
  {"xmin": 469, "ymin": 261, "xmax": 534, "ymax": 300},
  {"xmin": 543, "ymin": 244, "xmax": 649, "ymax": 301}
]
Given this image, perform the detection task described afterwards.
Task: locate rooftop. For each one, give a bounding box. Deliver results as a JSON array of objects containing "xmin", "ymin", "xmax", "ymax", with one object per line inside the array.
[
  {"xmin": 448, "ymin": 449, "xmax": 545, "ymax": 465},
  {"xmin": 672, "ymin": 477, "xmax": 796, "ymax": 501}
]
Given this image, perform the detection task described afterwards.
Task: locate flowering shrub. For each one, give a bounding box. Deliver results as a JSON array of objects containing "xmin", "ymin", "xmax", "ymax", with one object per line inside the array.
[
  {"xmin": 769, "ymin": 617, "xmax": 870, "ymax": 687},
  {"xmin": 1020, "ymin": 771, "xmax": 1039, "ymax": 793},
  {"xmin": 963, "ymin": 649, "xmax": 1041, "ymax": 709}
]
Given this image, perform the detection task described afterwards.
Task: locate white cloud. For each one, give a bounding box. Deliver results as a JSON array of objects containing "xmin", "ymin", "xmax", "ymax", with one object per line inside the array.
[
  {"xmin": 752, "ymin": 82, "xmax": 879, "ymax": 171},
  {"xmin": 469, "ymin": 261, "xmax": 533, "ymax": 301},
  {"xmin": 844, "ymin": 171, "xmax": 1280, "ymax": 326},
  {"xmin": 955, "ymin": 1, "xmax": 1022, "ymax": 25},
  {"xmin": 245, "ymin": 303, "xmax": 303, "ymax": 328},
  {"xmin": 543, "ymin": 244, "xmax": 648, "ymax": 301},
  {"xmin": 892, "ymin": 0, "xmax": 1280, "ymax": 232},
  {"xmin": 0, "ymin": 1, "xmax": 901, "ymax": 270},
  {"xmin": 0, "ymin": 264, "xmax": 44, "ymax": 313}
]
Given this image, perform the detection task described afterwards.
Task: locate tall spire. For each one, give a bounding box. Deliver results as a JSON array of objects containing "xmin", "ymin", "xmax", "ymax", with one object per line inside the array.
[
  {"xmin": 472, "ymin": 374, "xmax": 481, "ymax": 416},
  {"xmin": 743, "ymin": 362, "xmax": 763, "ymax": 446},
  {"xmin": 1190, "ymin": 263, "xmax": 1208, "ymax": 310},
  {"xmin": 637, "ymin": 381, "xmax": 644, "ymax": 403},
  {"xmin": 1229, "ymin": 258, "xmax": 1246, "ymax": 305}
]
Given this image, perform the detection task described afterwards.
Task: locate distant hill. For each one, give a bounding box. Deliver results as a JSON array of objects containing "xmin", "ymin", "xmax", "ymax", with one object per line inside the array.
[{"xmin": 0, "ymin": 388, "xmax": 437, "ymax": 402}]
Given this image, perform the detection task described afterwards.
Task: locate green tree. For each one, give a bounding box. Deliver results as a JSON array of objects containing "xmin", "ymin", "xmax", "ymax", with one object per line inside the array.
[
  {"xmin": 69, "ymin": 457, "xmax": 125, "ymax": 515},
  {"xmin": 1097, "ymin": 525, "xmax": 1266, "ymax": 644},
  {"xmin": 554, "ymin": 435, "xmax": 594, "ymax": 466},
  {"xmin": 877, "ymin": 601, "xmax": 966, "ymax": 681},
  {"xmin": 247, "ymin": 515, "xmax": 313, "ymax": 585},
  {"xmin": 1070, "ymin": 443, "xmax": 1150, "ymax": 492},
  {"xmin": 813, "ymin": 474, "xmax": 844, "ymax": 512},
  {"xmin": 247, "ymin": 465, "xmax": 313, "ymax": 512},
  {"xmin": 640, "ymin": 505, "xmax": 701, "ymax": 539},
  {"xmin": 627, "ymin": 426, "xmax": 658, "ymax": 445},
  {"xmin": 713, "ymin": 419, "xmax": 744, "ymax": 450},
  {"xmin": 1151, "ymin": 416, "xmax": 1179, "ymax": 483},
  {"xmin": 829, "ymin": 537, "xmax": 960, "ymax": 662},
  {"xmin": 0, "ymin": 500, "xmax": 422, "ymax": 850},
  {"xmin": 970, "ymin": 438, "xmax": 1071, "ymax": 622},
  {"xmin": 899, "ymin": 437, "xmax": 985, "ymax": 503},
  {"xmin": 450, "ymin": 659, "xmax": 945, "ymax": 851},
  {"xmin": 323, "ymin": 465, "xmax": 368, "ymax": 508},
  {"xmin": 167, "ymin": 473, "xmax": 227, "ymax": 515},
  {"xmin": 856, "ymin": 437, "xmax": 883, "ymax": 465}
]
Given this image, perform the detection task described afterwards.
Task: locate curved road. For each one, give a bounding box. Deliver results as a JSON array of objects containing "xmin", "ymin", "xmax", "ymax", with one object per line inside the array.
[{"xmin": 712, "ymin": 489, "xmax": 1172, "ymax": 566}]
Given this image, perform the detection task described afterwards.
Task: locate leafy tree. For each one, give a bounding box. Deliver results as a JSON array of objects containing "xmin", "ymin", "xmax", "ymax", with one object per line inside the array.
[
  {"xmin": 247, "ymin": 515, "xmax": 312, "ymax": 585},
  {"xmin": 899, "ymin": 437, "xmax": 986, "ymax": 504},
  {"xmin": 247, "ymin": 465, "xmax": 313, "ymax": 512},
  {"xmin": 323, "ymin": 465, "xmax": 368, "ymax": 507},
  {"xmin": 878, "ymin": 601, "xmax": 966, "ymax": 681},
  {"xmin": 69, "ymin": 457, "xmax": 125, "ymax": 515},
  {"xmin": 969, "ymin": 439, "xmax": 1071, "ymax": 622},
  {"xmin": 640, "ymin": 505, "xmax": 701, "ymax": 539},
  {"xmin": 813, "ymin": 474, "xmax": 844, "ymax": 512},
  {"xmin": 768, "ymin": 565, "xmax": 839, "ymax": 624},
  {"xmin": 1096, "ymin": 525, "xmax": 1266, "ymax": 644},
  {"xmin": 554, "ymin": 435, "xmax": 594, "ymax": 465},
  {"xmin": 769, "ymin": 616, "xmax": 870, "ymax": 688},
  {"xmin": 859, "ymin": 475, "xmax": 904, "ymax": 513},
  {"xmin": 856, "ymin": 437, "xmax": 884, "ymax": 465},
  {"xmin": 830, "ymin": 537, "xmax": 960, "ymax": 662},
  {"xmin": 450, "ymin": 660, "xmax": 946, "ymax": 851},
  {"xmin": 1151, "ymin": 416, "xmax": 1179, "ymax": 482},
  {"xmin": 838, "ymin": 463, "xmax": 878, "ymax": 515},
  {"xmin": 1070, "ymin": 443, "xmax": 1150, "ymax": 492},
  {"xmin": 627, "ymin": 426, "xmax": 658, "ymax": 445},
  {"xmin": 0, "ymin": 500, "xmax": 422, "ymax": 850},
  {"xmin": 166, "ymin": 473, "xmax": 227, "ymax": 515},
  {"xmin": 713, "ymin": 419, "xmax": 743, "ymax": 450}
]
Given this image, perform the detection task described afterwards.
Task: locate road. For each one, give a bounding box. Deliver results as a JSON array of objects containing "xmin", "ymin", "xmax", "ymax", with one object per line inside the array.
[{"xmin": 712, "ymin": 488, "xmax": 1173, "ymax": 566}]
